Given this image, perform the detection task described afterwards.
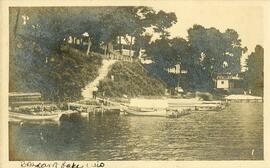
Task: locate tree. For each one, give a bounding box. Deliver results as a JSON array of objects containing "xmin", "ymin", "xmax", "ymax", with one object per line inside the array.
[
  {"xmin": 9, "ymin": 7, "xmax": 104, "ymax": 100},
  {"xmin": 187, "ymin": 25, "xmax": 246, "ymax": 74},
  {"xmin": 148, "ymin": 10, "xmax": 177, "ymax": 38},
  {"xmin": 98, "ymin": 7, "xmax": 177, "ymax": 56},
  {"xmin": 9, "ymin": 6, "xmax": 178, "ymax": 101},
  {"xmin": 144, "ymin": 37, "xmax": 188, "ymax": 88},
  {"xmin": 245, "ymin": 45, "xmax": 264, "ymax": 96},
  {"xmin": 185, "ymin": 25, "xmax": 247, "ymax": 91},
  {"xmin": 144, "ymin": 24, "xmax": 246, "ymax": 92}
]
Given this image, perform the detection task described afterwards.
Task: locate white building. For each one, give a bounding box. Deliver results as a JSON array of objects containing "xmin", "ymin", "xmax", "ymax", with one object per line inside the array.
[
  {"xmin": 115, "ymin": 35, "xmax": 135, "ymax": 57},
  {"xmin": 215, "ymin": 73, "xmax": 244, "ymax": 94},
  {"xmin": 138, "ymin": 49, "xmax": 153, "ymax": 64}
]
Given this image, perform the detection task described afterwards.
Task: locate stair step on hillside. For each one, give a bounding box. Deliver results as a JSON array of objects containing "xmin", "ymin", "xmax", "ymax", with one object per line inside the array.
[{"xmin": 81, "ymin": 59, "xmax": 116, "ymax": 99}]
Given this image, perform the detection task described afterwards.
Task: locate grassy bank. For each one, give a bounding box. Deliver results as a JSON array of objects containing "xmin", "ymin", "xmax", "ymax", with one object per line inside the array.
[
  {"xmin": 50, "ymin": 46, "xmax": 103, "ymax": 101},
  {"xmin": 97, "ymin": 61, "xmax": 166, "ymax": 98},
  {"xmin": 9, "ymin": 45, "xmax": 103, "ymax": 102}
]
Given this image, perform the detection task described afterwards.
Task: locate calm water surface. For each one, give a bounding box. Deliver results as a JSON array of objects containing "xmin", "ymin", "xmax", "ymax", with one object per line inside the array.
[{"xmin": 9, "ymin": 103, "xmax": 263, "ymax": 160}]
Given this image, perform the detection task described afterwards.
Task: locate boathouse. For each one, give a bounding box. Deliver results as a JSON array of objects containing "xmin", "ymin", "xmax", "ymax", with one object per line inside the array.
[
  {"xmin": 214, "ymin": 73, "xmax": 244, "ymax": 94},
  {"xmin": 9, "ymin": 92, "xmax": 42, "ymax": 109}
]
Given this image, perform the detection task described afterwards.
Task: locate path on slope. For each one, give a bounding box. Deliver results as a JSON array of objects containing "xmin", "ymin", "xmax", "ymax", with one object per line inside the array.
[{"xmin": 82, "ymin": 59, "xmax": 116, "ymax": 100}]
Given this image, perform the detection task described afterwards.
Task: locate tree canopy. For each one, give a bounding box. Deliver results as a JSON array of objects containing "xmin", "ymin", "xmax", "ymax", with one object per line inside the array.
[
  {"xmin": 9, "ymin": 7, "xmax": 177, "ymax": 101},
  {"xmin": 245, "ymin": 45, "xmax": 264, "ymax": 96},
  {"xmin": 9, "ymin": 6, "xmax": 253, "ymax": 99},
  {"xmin": 145, "ymin": 24, "xmax": 247, "ymax": 91}
]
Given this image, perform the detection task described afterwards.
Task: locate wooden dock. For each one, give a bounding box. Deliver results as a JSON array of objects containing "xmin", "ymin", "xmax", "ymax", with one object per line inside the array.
[
  {"xmin": 68, "ymin": 97, "xmax": 227, "ymax": 118},
  {"xmin": 67, "ymin": 98, "xmax": 125, "ymax": 115},
  {"xmin": 225, "ymin": 95, "xmax": 263, "ymax": 103}
]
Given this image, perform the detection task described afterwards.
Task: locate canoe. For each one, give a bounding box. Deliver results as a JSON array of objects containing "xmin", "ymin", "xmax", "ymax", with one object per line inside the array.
[
  {"xmin": 9, "ymin": 112, "xmax": 62, "ymax": 122},
  {"xmin": 126, "ymin": 107, "xmax": 192, "ymax": 117},
  {"xmin": 128, "ymin": 106, "xmax": 157, "ymax": 112},
  {"xmin": 125, "ymin": 108, "xmax": 168, "ymax": 117}
]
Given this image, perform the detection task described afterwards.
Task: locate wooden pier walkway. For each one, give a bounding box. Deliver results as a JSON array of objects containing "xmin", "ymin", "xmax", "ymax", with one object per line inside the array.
[{"xmin": 67, "ymin": 97, "xmax": 126, "ymax": 115}]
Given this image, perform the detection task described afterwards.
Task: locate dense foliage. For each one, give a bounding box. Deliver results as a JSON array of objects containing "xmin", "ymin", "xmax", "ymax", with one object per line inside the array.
[
  {"xmin": 9, "ymin": 7, "xmax": 176, "ymax": 100},
  {"xmin": 244, "ymin": 45, "xmax": 264, "ymax": 96},
  {"xmin": 10, "ymin": 44, "xmax": 102, "ymax": 101},
  {"xmin": 9, "ymin": 7, "xmax": 262, "ymax": 99},
  {"xmin": 145, "ymin": 25, "xmax": 247, "ymax": 91},
  {"xmin": 97, "ymin": 62, "xmax": 166, "ymax": 97}
]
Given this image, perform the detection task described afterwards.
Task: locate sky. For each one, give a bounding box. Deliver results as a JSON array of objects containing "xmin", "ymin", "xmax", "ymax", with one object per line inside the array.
[{"xmin": 152, "ymin": 2, "xmax": 264, "ymax": 70}]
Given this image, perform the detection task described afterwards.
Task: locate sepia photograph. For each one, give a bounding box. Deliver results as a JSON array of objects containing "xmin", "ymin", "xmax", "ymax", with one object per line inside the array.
[{"xmin": 1, "ymin": 0, "xmax": 269, "ymax": 167}]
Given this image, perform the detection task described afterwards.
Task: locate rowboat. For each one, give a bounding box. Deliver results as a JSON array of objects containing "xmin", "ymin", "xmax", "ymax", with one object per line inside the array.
[
  {"xmin": 125, "ymin": 98, "xmax": 168, "ymax": 117},
  {"xmin": 127, "ymin": 108, "xmax": 192, "ymax": 118},
  {"xmin": 9, "ymin": 111, "xmax": 62, "ymax": 122},
  {"xmin": 125, "ymin": 98, "xmax": 226, "ymax": 117},
  {"xmin": 126, "ymin": 107, "xmax": 168, "ymax": 117},
  {"xmin": 125, "ymin": 98, "xmax": 190, "ymax": 117},
  {"xmin": 194, "ymin": 104, "xmax": 225, "ymax": 111}
]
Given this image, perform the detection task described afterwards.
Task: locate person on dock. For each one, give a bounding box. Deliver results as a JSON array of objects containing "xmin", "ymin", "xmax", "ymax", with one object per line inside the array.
[
  {"xmin": 92, "ymin": 86, "xmax": 98, "ymax": 99},
  {"xmin": 93, "ymin": 91, "xmax": 97, "ymax": 99}
]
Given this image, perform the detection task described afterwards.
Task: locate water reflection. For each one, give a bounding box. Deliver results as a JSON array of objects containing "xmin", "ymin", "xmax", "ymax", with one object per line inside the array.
[{"xmin": 9, "ymin": 103, "xmax": 263, "ymax": 160}]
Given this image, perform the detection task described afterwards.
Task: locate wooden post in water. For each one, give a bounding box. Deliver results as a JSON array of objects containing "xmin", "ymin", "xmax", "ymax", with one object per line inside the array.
[{"xmin": 101, "ymin": 102, "xmax": 104, "ymax": 116}]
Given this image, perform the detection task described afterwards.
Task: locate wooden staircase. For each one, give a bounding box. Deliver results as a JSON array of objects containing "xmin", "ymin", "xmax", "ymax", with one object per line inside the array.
[{"xmin": 81, "ymin": 59, "xmax": 116, "ymax": 100}]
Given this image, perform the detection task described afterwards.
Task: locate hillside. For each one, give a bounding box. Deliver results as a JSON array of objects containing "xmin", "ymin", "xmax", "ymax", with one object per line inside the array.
[
  {"xmin": 55, "ymin": 47, "xmax": 103, "ymax": 101},
  {"xmin": 97, "ymin": 61, "xmax": 166, "ymax": 97},
  {"xmin": 82, "ymin": 59, "xmax": 116, "ymax": 99},
  {"xmin": 9, "ymin": 45, "xmax": 103, "ymax": 101}
]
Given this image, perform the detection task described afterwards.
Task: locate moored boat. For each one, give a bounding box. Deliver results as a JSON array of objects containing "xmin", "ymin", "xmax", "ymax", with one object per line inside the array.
[
  {"xmin": 125, "ymin": 98, "xmax": 190, "ymax": 117},
  {"xmin": 125, "ymin": 98, "xmax": 169, "ymax": 117},
  {"xmin": 9, "ymin": 111, "xmax": 62, "ymax": 122},
  {"xmin": 125, "ymin": 98, "xmax": 226, "ymax": 117},
  {"xmin": 194, "ymin": 104, "xmax": 225, "ymax": 111},
  {"xmin": 126, "ymin": 107, "xmax": 168, "ymax": 117}
]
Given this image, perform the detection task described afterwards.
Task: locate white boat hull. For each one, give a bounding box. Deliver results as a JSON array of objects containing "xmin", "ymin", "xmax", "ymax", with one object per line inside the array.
[
  {"xmin": 126, "ymin": 108, "xmax": 168, "ymax": 117},
  {"xmin": 9, "ymin": 112, "xmax": 61, "ymax": 122}
]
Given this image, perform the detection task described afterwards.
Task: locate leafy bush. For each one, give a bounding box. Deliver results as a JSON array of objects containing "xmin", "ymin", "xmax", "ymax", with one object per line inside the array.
[{"xmin": 97, "ymin": 61, "xmax": 166, "ymax": 98}]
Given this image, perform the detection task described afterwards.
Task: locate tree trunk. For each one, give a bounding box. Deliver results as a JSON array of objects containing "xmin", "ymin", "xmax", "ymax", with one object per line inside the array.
[
  {"xmin": 14, "ymin": 8, "xmax": 21, "ymax": 38},
  {"xmin": 104, "ymin": 44, "xmax": 107, "ymax": 56},
  {"xmin": 73, "ymin": 37, "xmax": 76, "ymax": 46},
  {"xmin": 129, "ymin": 36, "xmax": 133, "ymax": 57},
  {"xmin": 86, "ymin": 37, "xmax": 92, "ymax": 55},
  {"xmin": 119, "ymin": 36, "xmax": 123, "ymax": 54}
]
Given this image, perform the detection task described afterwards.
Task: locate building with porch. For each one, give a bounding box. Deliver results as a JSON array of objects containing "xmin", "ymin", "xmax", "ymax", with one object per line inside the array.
[
  {"xmin": 214, "ymin": 73, "xmax": 244, "ymax": 94},
  {"xmin": 113, "ymin": 35, "xmax": 135, "ymax": 57}
]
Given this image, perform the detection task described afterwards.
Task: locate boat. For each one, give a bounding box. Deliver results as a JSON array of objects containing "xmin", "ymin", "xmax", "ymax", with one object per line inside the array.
[
  {"xmin": 125, "ymin": 98, "xmax": 168, "ymax": 117},
  {"xmin": 8, "ymin": 92, "xmax": 79, "ymax": 122},
  {"xmin": 125, "ymin": 98, "xmax": 175, "ymax": 117},
  {"xmin": 9, "ymin": 111, "xmax": 62, "ymax": 122},
  {"xmin": 167, "ymin": 98, "xmax": 226, "ymax": 111},
  {"xmin": 167, "ymin": 108, "xmax": 191, "ymax": 118},
  {"xmin": 125, "ymin": 98, "xmax": 226, "ymax": 117},
  {"xmin": 194, "ymin": 104, "xmax": 225, "ymax": 111},
  {"xmin": 126, "ymin": 107, "xmax": 168, "ymax": 117},
  {"xmin": 126, "ymin": 106, "xmax": 192, "ymax": 118}
]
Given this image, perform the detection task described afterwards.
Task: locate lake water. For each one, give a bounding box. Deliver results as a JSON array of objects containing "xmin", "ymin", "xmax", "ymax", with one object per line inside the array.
[{"xmin": 9, "ymin": 102, "xmax": 263, "ymax": 160}]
